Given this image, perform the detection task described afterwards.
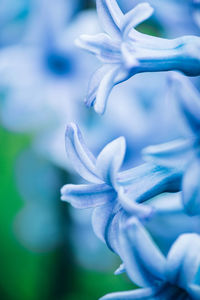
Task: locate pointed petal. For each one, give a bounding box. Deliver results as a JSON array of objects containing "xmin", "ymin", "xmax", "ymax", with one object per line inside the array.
[
  {"xmin": 114, "ymin": 263, "xmax": 125, "ymax": 275},
  {"xmin": 100, "ymin": 286, "xmax": 161, "ymax": 300},
  {"xmin": 61, "ymin": 183, "xmax": 115, "ymax": 208},
  {"xmin": 182, "ymin": 158, "xmax": 200, "ymax": 215},
  {"xmin": 65, "ymin": 123, "xmax": 101, "ymax": 183},
  {"xmin": 85, "ymin": 65, "xmax": 112, "ymax": 107},
  {"xmin": 94, "ymin": 65, "xmax": 120, "ymax": 114},
  {"xmin": 119, "ymin": 218, "xmax": 166, "ymax": 287},
  {"xmin": 96, "ymin": 0, "xmax": 123, "ymax": 39},
  {"xmin": 75, "ymin": 33, "xmax": 114, "ymax": 57},
  {"xmin": 171, "ymin": 73, "xmax": 200, "ymax": 134},
  {"xmin": 166, "ymin": 233, "xmax": 200, "ymax": 290},
  {"xmin": 96, "ymin": 137, "xmax": 126, "ymax": 186},
  {"xmin": 122, "ymin": 3, "xmax": 154, "ymax": 38},
  {"xmin": 143, "ymin": 139, "xmax": 194, "ymax": 171},
  {"xmin": 92, "ymin": 202, "xmax": 121, "ymax": 253}
]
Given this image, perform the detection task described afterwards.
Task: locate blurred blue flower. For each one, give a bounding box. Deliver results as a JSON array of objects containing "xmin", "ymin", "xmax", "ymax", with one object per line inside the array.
[
  {"xmin": 77, "ymin": 0, "xmax": 200, "ymax": 114},
  {"xmin": 0, "ymin": 2, "xmax": 102, "ymax": 170},
  {"xmin": 101, "ymin": 218, "xmax": 200, "ymax": 299},
  {"xmin": 0, "ymin": 0, "xmax": 31, "ymax": 47}
]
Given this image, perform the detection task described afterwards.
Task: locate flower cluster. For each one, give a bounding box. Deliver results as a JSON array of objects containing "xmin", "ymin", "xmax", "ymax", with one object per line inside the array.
[{"xmin": 61, "ymin": 0, "xmax": 200, "ymax": 299}]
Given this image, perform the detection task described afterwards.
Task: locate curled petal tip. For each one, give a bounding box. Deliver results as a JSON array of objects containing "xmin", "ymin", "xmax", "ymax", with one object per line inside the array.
[{"xmin": 114, "ymin": 263, "xmax": 125, "ymax": 275}]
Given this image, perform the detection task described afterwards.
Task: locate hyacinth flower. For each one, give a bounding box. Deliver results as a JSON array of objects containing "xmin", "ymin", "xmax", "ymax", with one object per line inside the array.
[
  {"xmin": 76, "ymin": 0, "xmax": 200, "ymax": 114},
  {"xmin": 61, "ymin": 123, "xmax": 188, "ymax": 252},
  {"xmin": 143, "ymin": 73, "xmax": 200, "ymax": 216},
  {"xmin": 101, "ymin": 218, "xmax": 200, "ymax": 300}
]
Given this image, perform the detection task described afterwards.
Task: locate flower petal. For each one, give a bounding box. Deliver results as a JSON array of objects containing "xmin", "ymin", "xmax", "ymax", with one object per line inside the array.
[
  {"xmin": 96, "ymin": 0, "xmax": 123, "ymax": 39},
  {"xmin": 122, "ymin": 3, "xmax": 154, "ymax": 39},
  {"xmin": 75, "ymin": 33, "xmax": 119, "ymax": 62},
  {"xmin": 94, "ymin": 65, "xmax": 120, "ymax": 114},
  {"xmin": 119, "ymin": 218, "xmax": 166, "ymax": 287},
  {"xmin": 166, "ymin": 233, "xmax": 200, "ymax": 290},
  {"xmin": 142, "ymin": 139, "xmax": 194, "ymax": 171},
  {"xmin": 61, "ymin": 183, "xmax": 115, "ymax": 208},
  {"xmin": 182, "ymin": 158, "xmax": 200, "ymax": 215},
  {"xmin": 92, "ymin": 201, "xmax": 115, "ymax": 242},
  {"xmin": 85, "ymin": 64, "xmax": 112, "ymax": 107},
  {"xmin": 65, "ymin": 123, "xmax": 101, "ymax": 183},
  {"xmin": 120, "ymin": 163, "xmax": 181, "ymax": 204},
  {"xmin": 96, "ymin": 136, "xmax": 126, "ymax": 186},
  {"xmin": 100, "ymin": 286, "xmax": 161, "ymax": 300},
  {"xmin": 92, "ymin": 202, "xmax": 121, "ymax": 253}
]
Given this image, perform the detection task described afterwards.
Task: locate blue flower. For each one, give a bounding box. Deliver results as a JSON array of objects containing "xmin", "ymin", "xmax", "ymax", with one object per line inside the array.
[
  {"xmin": 61, "ymin": 123, "xmax": 185, "ymax": 252},
  {"xmin": 143, "ymin": 73, "xmax": 200, "ymax": 216},
  {"xmin": 100, "ymin": 218, "xmax": 200, "ymax": 299},
  {"xmin": 76, "ymin": 0, "xmax": 200, "ymax": 114}
]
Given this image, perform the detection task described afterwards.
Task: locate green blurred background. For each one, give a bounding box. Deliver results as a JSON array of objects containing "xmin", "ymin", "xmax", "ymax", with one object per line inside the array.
[{"xmin": 0, "ymin": 126, "xmax": 134, "ymax": 300}]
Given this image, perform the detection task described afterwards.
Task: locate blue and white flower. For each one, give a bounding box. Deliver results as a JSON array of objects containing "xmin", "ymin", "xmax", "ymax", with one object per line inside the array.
[
  {"xmin": 77, "ymin": 0, "xmax": 200, "ymax": 114},
  {"xmin": 143, "ymin": 73, "xmax": 200, "ymax": 216},
  {"xmin": 61, "ymin": 122, "xmax": 193, "ymax": 253},
  {"xmin": 101, "ymin": 218, "xmax": 200, "ymax": 299}
]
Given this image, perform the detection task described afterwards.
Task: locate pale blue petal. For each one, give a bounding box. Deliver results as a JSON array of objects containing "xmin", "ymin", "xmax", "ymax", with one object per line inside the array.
[
  {"xmin": 100, "ymin": 286, "xmax": 161, "ymax": 300},
  {"xmin": 65, "ymin": 123, "xmax": 101, "ymax": 183},
  {"xmin": 143, "ymin": 139, "xmax": 194, "ymax": 171},
  {"xmin": 94, "ymin": 65, "xmax": 120, "ymax": 114},
  {"xmin": 96, "ymin": 0, "xmax": 123, "ymax": 39},
  {"xmin": 182, "ymin": 158, "xmax": 200, "ymax": 215},
  {"xmin": 85, "ymin": 64, "xmax": 112, "ymax": 107},
  {"xmin": 61, "ymin": 183, "xmax": 115, "ymax": 208},
  {"xmin": 92, "ymin": 202, "xmax": 121, "ymax": 252},
  {"xmin": 92, "ymin": 201, "xmax": 116, "ymax": 242},
  {"xmin": 166, "ymin": 233, "xmax": 200, "ymax": 290},
  {"xmin": 123, "ymin": 164, "xmax": 181, "ymax": 204},
  {"xmin": 96, "ymin": 136, "xmax": 126, "ymax": 186},
  {"xmin": 119, "ymin": 218, "xmax": 166, "ymax": 287},
  {"xmin": 122, "ymin": 3, "xmax": 154, "ymax": 38},
  {"xmin": 114, "ymin": 263, "xmax": 125, "ymax": 275},
  {"xmin": 76, "ymin": 33, "xmax": 120, "ymax": 63}
]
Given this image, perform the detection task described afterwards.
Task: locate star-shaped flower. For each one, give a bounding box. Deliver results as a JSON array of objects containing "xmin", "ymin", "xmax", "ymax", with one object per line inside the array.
[
  {"xmin": 61, "ymin": 123, "xmax": 185, "ymax": 253},
  {"xmin": 101, "ymin": 218, "xmax": 200, "ymax": 300},
  {"xmin": 76, "ymin": 0, "xmax": 200, "ymax": 114}
]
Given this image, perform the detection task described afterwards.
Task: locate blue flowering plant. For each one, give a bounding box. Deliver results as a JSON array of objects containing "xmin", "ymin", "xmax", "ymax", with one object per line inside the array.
[{"xmin": 61, "ymin": 0, "xmax": 200, "ymax": 299}]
